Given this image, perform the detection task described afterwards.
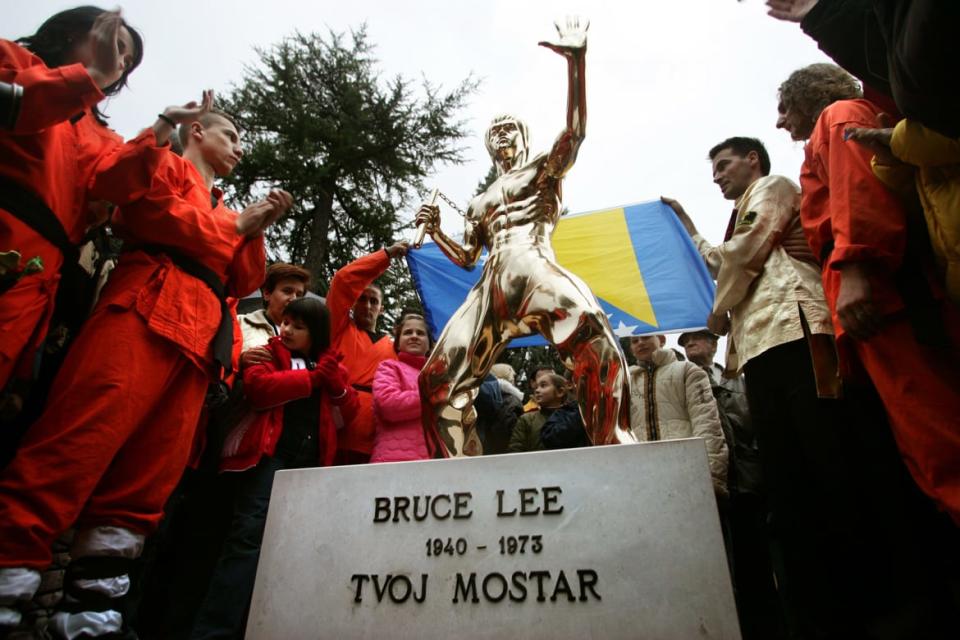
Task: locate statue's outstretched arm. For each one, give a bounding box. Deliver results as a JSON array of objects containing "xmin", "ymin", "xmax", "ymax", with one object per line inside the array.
[{"xmin": 540, "ymin": 17, "xmax": 588, "ymax": 179}]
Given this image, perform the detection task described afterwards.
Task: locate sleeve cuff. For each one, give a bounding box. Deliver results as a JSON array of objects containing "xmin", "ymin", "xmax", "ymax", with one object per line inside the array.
[
  {"xmin": 59, "ymin": 63, "xmax": 105, "ymax": 109},
  {"xmin": 828, "ymin": 244, "xmax": 900, "ymax": 270},
  {"xmin": 133, "ymin": 127, "xmax": 165, "ymax": 148}
]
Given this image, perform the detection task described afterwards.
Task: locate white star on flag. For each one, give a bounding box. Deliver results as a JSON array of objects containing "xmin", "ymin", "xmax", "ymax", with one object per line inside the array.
[{"xmin": 612, "ymin": 320, "xmax": 639, "ymax": 337}]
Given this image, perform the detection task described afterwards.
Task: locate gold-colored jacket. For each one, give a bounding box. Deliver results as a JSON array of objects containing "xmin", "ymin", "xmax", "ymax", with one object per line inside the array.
[{"xmin": 693, "ymin": 175, "xmax": 834, "ymax": 377}]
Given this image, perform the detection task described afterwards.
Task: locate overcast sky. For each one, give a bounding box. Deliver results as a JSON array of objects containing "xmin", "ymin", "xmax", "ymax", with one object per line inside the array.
[{"xmin": 10, "ymin": 1, "xmax": 831, "ymax": 347}]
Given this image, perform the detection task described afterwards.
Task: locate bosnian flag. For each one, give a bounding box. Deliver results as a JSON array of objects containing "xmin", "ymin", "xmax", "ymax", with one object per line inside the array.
[{"xmin": 406, "ymin": 199, "xmax": 715, "ymax": 347}]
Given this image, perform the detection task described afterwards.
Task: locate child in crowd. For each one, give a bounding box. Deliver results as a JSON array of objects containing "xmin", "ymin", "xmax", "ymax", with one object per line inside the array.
[
  {"xmin": 370, "ymin": 313, "xmax": 432, "ymax": 463},
  {"xmin": 508, "ymin": 372, "xmax": 567, "ymax": 453},
  {"xmin": 193, "ymin": 296, "xmax": 356, "ymax": 639},
  {"xmin": 540, "ymin": 376, "xmax": 589, "ymax": 450}
]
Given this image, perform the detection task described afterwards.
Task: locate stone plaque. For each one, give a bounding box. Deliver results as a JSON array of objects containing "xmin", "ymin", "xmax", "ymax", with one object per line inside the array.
[{"xmin": 247, "ymin": 439, "xmax": 741, "ymax": 639}]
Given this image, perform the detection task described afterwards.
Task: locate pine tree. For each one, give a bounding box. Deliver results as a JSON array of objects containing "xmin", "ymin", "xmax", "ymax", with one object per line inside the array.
[{"xmin": 220, "ymin": 26, "xmax": 478, "ymax": 326}]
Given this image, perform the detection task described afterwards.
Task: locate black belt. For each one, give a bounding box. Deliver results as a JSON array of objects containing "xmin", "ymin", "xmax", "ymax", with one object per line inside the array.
[
  {"xmin": 0, "ymin": 175, "xmax": 79, "ymax": 295},
  {"xmin": 352, "ymin": 383, "xmax": 373, "ymax": 393},
  {"xmin": 133, "ymin": 244, "xmax": 234, "ymax": 374},
  {"xmin": 0, "ymin": 175, "xmax": 77, "ymax": 262}
]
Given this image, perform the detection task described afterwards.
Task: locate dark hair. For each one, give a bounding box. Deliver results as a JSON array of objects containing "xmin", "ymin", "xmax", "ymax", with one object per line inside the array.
[
  {"xmin": 17, "ymin": 6, "xmax": 144, "ymax": 123},
  {"xmin": 393, "ymin": 312, "xmax": 433, "ymax": 353},
  {"xmin": 263, "ymin": 262, "xmax": 311, "ymax": 293},
  {"xmin": 282, "ymin": 297, "xmax": 330, "ymax": 360},
  {"xmin": 708, "ymin": 137, "xmax": 771, "ymax": 176},
  {"xmin": 178, "ymin": 109, "xmax": 241, "ymax": 150},
  {"xmin": 527, "ymin": 365, "xmax": 556, "ymax": 385}
]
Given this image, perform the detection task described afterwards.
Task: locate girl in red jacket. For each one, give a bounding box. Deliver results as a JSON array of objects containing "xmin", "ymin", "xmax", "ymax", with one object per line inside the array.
[{"xmin": 193, "ymin": 297, "xmax": 357, "ymax": 639}]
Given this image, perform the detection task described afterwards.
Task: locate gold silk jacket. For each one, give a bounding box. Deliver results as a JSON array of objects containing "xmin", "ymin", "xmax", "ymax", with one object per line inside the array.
[{"xmin": 693, "ymin": 175, "xmax": 835, "ymax": 379}]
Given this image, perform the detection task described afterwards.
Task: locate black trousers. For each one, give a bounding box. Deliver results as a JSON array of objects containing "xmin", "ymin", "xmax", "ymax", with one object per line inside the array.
[
  {"xmin": 745, "ymin": 338, "xmax": 958, "ymax": 639},
  {"xmin": 191, "ymin": 437, "xmax": 317, "ymax": 640},
  {"xmin": 744, "ymin": 339, "xmax": 873, "ymax": 638}
]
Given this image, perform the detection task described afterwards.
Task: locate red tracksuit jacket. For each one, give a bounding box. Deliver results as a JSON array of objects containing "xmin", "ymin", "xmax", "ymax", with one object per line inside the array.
[
  {"xmin": 0, "ymin": 39, "xmax": 164, "ymax": 384},
  {"xmin": 327, "ymin": 249, "xmax": 397, "ymax": 454}
]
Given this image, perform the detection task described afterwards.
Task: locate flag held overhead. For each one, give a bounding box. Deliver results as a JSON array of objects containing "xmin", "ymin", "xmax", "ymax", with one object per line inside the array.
[{"xmin": 406, "ymin": 199, "xmax": 715, "ymax": 347}]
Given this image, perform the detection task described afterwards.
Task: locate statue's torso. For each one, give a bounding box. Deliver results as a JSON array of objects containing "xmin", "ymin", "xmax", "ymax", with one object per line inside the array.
[{"xmin": 467, "ymin": 153, "xmax": 561, "ymax": 252}]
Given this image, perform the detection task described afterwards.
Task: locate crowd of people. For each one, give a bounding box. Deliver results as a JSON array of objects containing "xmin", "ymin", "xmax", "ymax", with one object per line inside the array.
[{"xmin": 1, "ymin": 1, "xmax": 959, "ymax": 639}]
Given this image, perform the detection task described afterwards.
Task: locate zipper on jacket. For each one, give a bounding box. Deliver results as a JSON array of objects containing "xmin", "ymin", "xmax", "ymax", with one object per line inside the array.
[{"xmin": 644, "ymin": 364, "xmax": 660, "ymax": 441}]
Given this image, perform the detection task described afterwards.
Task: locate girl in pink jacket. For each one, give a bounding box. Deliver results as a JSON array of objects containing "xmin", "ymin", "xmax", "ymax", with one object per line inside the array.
[{"xmin": 370, "ymin": 313, "xmax": 432, "ymax": 463}]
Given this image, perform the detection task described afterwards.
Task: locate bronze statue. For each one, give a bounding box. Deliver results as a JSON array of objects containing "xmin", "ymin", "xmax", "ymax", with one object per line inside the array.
[{"xmin": 414, "ymin": 17, "xmax": 635, "ymax": 457}]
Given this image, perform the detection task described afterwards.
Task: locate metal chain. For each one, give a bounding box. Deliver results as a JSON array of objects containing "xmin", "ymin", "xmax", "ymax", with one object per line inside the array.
[{"xmin": 427, "ymin": 190, "xmax": 467, "ymax": 218}]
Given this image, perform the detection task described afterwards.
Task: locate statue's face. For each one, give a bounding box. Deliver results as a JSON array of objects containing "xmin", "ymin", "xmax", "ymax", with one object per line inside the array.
[{"xmin": 487, "ymin": 119, "xmax": 525, "ymax": 161}]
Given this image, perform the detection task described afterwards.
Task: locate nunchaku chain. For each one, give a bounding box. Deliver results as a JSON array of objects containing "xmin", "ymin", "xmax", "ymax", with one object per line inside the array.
[
  {"xmin": 411, "ymin": 188, "xmax": 467, "ymax": 247},
  {"xmin": 415, "ymin": 188, "xmax": 466, "ymax": 218},
  {"xmin": 434, "ymin": 190, "xmax": 467, "ymax": 218}
]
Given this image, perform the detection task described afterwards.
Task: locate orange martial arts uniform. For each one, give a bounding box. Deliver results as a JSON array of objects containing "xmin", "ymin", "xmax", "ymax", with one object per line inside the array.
[
  {"xmin": 0, "ymin": 39, "xmax": 165, "ymax": 388},
  {"xmin": 801, "ymin": 98, "xmax": 960, "ymax": 525},
  {"xmin": 327, "ymin": 249, "xmax": 397, "ymax": 463},
  {"xmin": 0, "ymin": 150, "xmax": 266, "ymax": 569}
]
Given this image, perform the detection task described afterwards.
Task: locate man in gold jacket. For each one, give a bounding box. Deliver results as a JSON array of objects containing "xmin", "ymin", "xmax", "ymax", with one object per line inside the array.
[{"xmin": 663, "ymin": 136, "xmax": 918, "ymax": 638}]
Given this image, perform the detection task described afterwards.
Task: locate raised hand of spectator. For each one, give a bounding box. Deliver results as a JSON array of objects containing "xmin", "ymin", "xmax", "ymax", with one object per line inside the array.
[
  {"xmin": 260, "ymin": 189, "xmax": 293, "ymax": 230},
  {"xmin": 153, "ymin": 89, "xmax": 214, "ymax": 145},
  {"xmin": 266, "ymin": 189, "xmax": 294, "ymax": 216},
  {"xmin": 386, "ymin": 242, "xmax": 409, "ymax": 259},
  {"xmin": 239, "ymin": 346, "xmax": 271, "ymax": 370},
  {"xmin": 235, "ymin": 201, "xmax": 274, "ymax": 237},
  {"xmin": 660, "ymin": 196, "xmax": 698, "ymax": 236},
  {"xmin": 766, "ymin": 0, "xmax": 819, "ymax": 23},
  {"xmin": 161, "ymin": 89, "xmax": 214, "ymax": 127},
  {"xmin": 85, "ymin": 10, "xmax": 125, "ymax": 89},
  {"xmin": 235, "ymin": 190, "xmax": 292, "ymax": 238}
]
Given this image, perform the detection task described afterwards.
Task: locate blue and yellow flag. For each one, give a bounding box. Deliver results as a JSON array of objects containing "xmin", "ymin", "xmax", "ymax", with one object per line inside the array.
[{"xmin": 405, "ymin": 200, "xmax": 715, "ymax": 347}]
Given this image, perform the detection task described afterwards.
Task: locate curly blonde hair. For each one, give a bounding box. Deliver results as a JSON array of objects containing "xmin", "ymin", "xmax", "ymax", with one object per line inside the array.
[{"xmin": 778, "ymin": 63, "xmax": 862, "ymax": 131}]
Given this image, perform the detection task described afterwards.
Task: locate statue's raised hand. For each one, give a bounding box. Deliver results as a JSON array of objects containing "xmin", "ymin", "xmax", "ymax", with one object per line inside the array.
[{"xmin": 538, "ymin": 16, "xmax": 588, "ymax": 57}]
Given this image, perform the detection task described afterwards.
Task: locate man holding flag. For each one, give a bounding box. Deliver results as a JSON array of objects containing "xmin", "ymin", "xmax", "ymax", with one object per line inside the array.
[{"xmin": 662, "ymin": 135, "xmax": 929, "ymax": 636}]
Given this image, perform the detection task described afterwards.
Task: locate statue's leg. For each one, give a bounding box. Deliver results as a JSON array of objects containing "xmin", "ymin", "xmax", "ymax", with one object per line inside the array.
[
  {"xmin": 419, "ymin": 286, "xmax": 510, "ymax": 458},
  {"xmin": 556, "ymin": 318, "xmax": 635, "ymax": 446},
  {"xmin": 520, "ymin": 264, "xmax": 636, "ymax": 446}
]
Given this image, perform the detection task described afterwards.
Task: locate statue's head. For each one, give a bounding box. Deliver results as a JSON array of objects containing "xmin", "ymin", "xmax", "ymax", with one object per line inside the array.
[{"xmin": 485, "ymin": 114, "xmax": 529, "ymax": 168}]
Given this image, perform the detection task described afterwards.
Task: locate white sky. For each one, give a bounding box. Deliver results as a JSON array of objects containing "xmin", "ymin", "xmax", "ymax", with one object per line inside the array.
[{"xmin": 10, "ymin": 0, "xmax": 831, "ymax": 351}]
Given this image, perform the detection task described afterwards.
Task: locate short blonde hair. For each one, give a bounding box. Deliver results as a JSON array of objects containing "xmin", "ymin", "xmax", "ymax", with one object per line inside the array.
[{"xmin": 178, "ymin": 109, "xmax": 241, "ymax": 150}]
